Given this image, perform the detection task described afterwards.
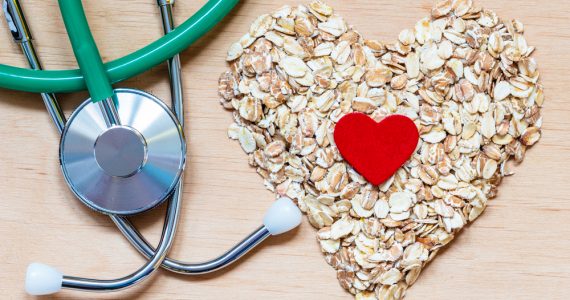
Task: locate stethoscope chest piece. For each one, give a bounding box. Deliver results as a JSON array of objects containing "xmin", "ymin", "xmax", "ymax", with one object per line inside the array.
[{"xmin": 59, "ymin": 88, "xmax": 186, "ymax": 215}]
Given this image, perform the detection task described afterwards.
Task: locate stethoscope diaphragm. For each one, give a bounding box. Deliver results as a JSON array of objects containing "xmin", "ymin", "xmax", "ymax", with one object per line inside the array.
[{"xmin": 59, "ymin": 88, "xmax": 186, "ymax": 215}]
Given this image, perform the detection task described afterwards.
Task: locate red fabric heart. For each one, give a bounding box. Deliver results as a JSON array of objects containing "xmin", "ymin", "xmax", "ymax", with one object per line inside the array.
[{"xmin": 333, "ymin": 113, "xmax": 419, "ymax": 185}]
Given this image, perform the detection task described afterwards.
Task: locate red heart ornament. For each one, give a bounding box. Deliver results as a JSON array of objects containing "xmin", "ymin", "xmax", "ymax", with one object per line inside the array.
[{"xmin": 333, "ymin": 113, "xmax": 419, "ymax": 185}]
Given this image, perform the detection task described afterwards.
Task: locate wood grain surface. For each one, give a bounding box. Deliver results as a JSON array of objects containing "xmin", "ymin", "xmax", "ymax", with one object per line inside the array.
[{"xmin": 0, "ymin": 0, "xmax": 569, "ymax": 299}]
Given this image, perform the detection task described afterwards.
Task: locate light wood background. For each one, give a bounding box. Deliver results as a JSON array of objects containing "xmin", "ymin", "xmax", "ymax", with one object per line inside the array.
[{"xmin": 0, "ymin": 0, "xmax": 569, "ymax": 299}]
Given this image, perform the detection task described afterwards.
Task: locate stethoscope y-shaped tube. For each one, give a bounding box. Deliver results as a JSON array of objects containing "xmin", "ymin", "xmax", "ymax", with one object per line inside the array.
[{"xmin": 58, "ymin": 0, "xmax": 121, "ymax": 126}]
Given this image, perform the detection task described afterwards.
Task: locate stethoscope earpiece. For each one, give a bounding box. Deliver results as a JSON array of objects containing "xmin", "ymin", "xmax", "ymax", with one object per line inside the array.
[
  {"xmin": 263, "ymin": 197, "xmax": 303, "ymax": 236},
  {"xmin": 25, "ymin": 263, "xmax": 63, "ymax": 296}
]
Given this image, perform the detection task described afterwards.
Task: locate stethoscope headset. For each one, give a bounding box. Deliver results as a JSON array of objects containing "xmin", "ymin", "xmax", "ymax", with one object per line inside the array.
[{"xmin": 1, "ymin": 0, "xmax": 302, "ymax": 295}]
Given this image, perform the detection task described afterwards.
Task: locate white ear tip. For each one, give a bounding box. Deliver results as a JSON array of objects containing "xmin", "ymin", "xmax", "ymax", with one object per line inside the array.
[
  {"xmin": 263, "ymin": 197, "xmax": 302, "ymax": 235},
  {"xmin": 25, "ymin": 263, "xmax": 63, "ymax": 295}
]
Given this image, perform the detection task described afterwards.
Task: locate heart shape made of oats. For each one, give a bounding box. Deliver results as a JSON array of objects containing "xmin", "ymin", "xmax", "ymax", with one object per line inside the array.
[{"xmin": 218, "ymin": 0, "xmax": 544, "ymax": 299}]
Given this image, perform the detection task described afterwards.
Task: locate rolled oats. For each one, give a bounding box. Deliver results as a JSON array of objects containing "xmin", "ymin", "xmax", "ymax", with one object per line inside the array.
[{"xmin": 219, "ymin": 1, "xmax": 544, "ymax": 299}]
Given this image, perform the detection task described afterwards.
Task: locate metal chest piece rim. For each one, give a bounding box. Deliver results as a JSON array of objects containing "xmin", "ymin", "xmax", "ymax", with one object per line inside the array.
[{"xmin": 59, "ymin": 88, "xmax": 186, "ymax": 215}]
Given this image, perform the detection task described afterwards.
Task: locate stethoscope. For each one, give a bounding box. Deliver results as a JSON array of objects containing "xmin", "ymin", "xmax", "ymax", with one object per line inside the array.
[{"xmin": 2, "ymin": 0, "xmax": 302, "ymax": 296}]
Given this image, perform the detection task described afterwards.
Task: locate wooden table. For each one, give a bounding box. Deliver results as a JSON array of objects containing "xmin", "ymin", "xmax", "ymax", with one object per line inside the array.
[{"xmin": 0, "ymin": 0, "xmax": 569, "ymax": 299}]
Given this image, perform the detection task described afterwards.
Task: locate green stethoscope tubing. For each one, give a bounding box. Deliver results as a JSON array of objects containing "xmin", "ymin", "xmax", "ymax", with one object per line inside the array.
[
  {"xmin": 0, "ymin": 0, "xmax": 239, "ymax": 95},
  {"xmin": 59, "ymin": 0, "xmax": 113, "ymax": 101}
]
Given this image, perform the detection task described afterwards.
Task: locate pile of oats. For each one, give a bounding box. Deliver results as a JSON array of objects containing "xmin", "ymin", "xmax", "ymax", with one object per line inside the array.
[{"xmin": 218, "ymin": 0, "xmax": 543, "ymax": 299}]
